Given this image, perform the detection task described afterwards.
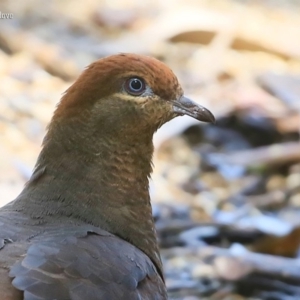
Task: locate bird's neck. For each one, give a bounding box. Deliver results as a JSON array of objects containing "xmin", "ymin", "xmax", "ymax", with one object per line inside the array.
[{"xmin": 13, "ymin": 117, "xmax": 163, "ymax": 276}]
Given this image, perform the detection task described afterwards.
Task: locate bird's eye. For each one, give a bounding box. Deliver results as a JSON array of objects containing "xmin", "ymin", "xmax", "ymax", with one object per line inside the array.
[{"xmin": 124, "ymin": 78, "xmax": 146, "ymax": 96}]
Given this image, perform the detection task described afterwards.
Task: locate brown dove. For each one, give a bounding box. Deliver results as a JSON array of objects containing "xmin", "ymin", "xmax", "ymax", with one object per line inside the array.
[{"xmin": 0, "ymin": 53, "xmax": 215, "ymax": 300}]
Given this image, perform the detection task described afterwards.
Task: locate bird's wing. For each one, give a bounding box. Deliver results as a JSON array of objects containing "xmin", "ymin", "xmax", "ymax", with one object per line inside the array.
[{"xmin": 6, "ymin": 225, "xmax": 166, "ymax": 300}]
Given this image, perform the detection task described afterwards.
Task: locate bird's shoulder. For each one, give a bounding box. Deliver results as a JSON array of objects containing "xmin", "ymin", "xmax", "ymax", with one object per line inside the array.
[{"xmin": 0, "ymin": 210, "xmax": 167, "ymax": 300}]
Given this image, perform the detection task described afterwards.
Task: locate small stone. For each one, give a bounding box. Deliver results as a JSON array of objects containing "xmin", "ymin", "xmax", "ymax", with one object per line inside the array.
[
  {"xmin": 193, "ymin": 192, "xmax": 218, "ymax": 216},
  {"xmin": 287, "ymin": 173, "xmax": 300, "ymax": 190},
  {"xmin": 168, "ymin": 257, "xmax": 189, "ymax": 269},
  {"xmin": 290, "ymin": 193, "xmax": 300, "ymax": 207},
  {"xmin": 266, "ymin": 174, "xmax": 286, "ymax": 191},
  {"xmin": 214, "ymin": 256, "xmax": 253, "ymax": 281},
  {"xmin": 192, "ymin": 263, "xmax": 216, "ymax": 279}
]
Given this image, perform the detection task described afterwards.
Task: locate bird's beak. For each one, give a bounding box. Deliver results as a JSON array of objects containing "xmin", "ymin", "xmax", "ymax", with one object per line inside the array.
[{"xmin": 172, "ymin": 96, "xmax": 215, "ymax": 123}]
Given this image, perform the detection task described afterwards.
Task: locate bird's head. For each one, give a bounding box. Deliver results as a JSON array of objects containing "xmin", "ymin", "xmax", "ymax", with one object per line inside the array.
[{"xmin": 53, "ymin": 53, "xmax": 214, "ymax": 140}]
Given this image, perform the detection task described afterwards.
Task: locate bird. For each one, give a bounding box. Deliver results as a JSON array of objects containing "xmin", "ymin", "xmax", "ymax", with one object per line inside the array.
[{"xmin": 0, "ymin": 53, "xmax": 215, "ymax": 300}]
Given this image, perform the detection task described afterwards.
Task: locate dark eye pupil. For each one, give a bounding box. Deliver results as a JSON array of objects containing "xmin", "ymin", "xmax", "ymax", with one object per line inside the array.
[
  {"xmin": 124, "ymin": 77, "xmax": 145, "ymax": 96},
  {"xmin": 130, "ymin": 79, "xmax": 142, "ymax": 91}
]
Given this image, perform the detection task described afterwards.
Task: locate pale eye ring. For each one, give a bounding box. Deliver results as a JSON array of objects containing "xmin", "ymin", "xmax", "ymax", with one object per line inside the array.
[{"xmin": 124, "ymin": 77, "xmax": 146, "ymax": 96}]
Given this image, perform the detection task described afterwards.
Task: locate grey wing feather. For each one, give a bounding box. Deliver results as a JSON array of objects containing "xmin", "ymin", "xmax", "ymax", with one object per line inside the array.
[{"xmin": 7, "ymin": 228, "xmax": 166, "ymax": 300}]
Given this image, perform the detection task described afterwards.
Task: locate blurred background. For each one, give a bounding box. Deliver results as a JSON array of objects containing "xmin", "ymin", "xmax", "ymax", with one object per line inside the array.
[{"xmin": 1, "ymin": 0, "xmax": 300, "ymax": 299}]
